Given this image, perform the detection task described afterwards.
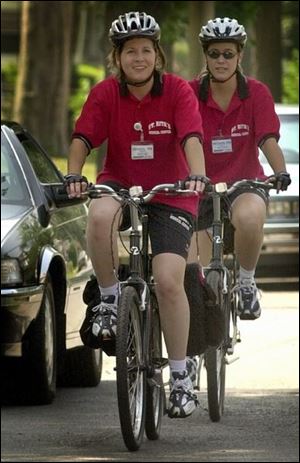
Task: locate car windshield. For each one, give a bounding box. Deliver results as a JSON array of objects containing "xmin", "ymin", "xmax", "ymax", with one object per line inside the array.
[
  {"xmin": 259, "ymin": 112, "xmax": 299, "ymax": 165},
  {"xmin": 1, "ymin": 132, "xmax": 32, "ymax": 206},
  {"xmin": 277, "ymin": 114, "xmax": 299, "ymax": 164}
]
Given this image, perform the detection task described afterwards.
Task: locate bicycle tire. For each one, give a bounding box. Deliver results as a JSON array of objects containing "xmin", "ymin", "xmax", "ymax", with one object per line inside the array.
[
  {"xmin": 205, "ymin": 269, "xmax": 229, "ymax": 422},
  {"xmin": 145, "ymin": 292, "xmax": 165, "ymax": 440},
  {"xmin": 116, "ymin": 286, "xmax": 146, "ymax": 451}
]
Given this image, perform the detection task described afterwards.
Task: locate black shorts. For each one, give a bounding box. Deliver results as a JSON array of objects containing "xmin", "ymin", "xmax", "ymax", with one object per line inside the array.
[
  {"xmin": 101, "ymin": 181, "xmax": 194, "ymax": 259},
  {"xmin": 197, "ymin": 186, "xmax": 269, "ymax": 231}
]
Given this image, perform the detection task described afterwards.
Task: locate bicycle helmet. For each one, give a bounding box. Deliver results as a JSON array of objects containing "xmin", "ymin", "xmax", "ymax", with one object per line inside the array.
[
  {"xmin": 109, "ymin": 11, "xmax": 161, "ymax": 46},
  {"xmin": 199, "ymin": 17, "xmax": 247, "ymax": 47}
]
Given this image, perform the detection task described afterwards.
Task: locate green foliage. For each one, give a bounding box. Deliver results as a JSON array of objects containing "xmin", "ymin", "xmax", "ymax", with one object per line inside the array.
[
  {"xmin": 1, "ymin": 61, "xmax": 18, "ymax": 119},
  {"xmin": 282, "ymin": 1, "xmax": 299, "ymax": 57},
  {"xmin": 282, "ymin": 49, "xmax": 299, "ymax": 103},
  {"xmin": 53, "ymin": 156, "xmax": 97, "ymax": 181},
  {"xmin": 215, "ymin": 1, "xmax": 258, "ymax": 25},
  {"xmin": 69, "ymin": 64, "xmax": 105, "ymax": 125},
  {"xmin": 173, "ymin": 40, "xmax": 189, "ymax": 79}
]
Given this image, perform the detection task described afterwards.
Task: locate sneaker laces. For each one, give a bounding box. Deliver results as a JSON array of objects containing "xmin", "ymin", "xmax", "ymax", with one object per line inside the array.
[
  {"xmin": 90, "ymin": 301, "xmax": 117, "ymax": 322},
  {"xmin": 91, "ymin": 296, "xmax": 118, "ymax": 337},
  {"xmin": 170, "ymin": 372, "xmax": 196, "ymax": 397},
  {"xmin": 233, "ymin": 278, "xmax": 262, "ymax": 300}
]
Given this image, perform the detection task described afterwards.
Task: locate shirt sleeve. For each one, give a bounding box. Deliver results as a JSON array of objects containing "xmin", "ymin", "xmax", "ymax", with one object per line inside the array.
[
  {"xmin": 173, "ymin": 78, "xmax": 204, "ymax": 145},
  {"xmin": 252, "ymin": 81, "xmax": 280, "ymax": 147},
  {"xmin": 72, "ymin": 82, "xmax": 110, "ymax": 149}
]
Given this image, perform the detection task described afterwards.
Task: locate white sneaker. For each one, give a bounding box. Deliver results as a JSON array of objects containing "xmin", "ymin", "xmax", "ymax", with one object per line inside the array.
[
  {"xmin": 235, "ymin": 278, "xmax": 261, "ymax": 320},
  {"xmin": 91, "ymin": 295, "xmax": 118, "ymax": 339},
  {"xmin": 186, "ymin": 356, "xmax": 198, "ymax": 389},
  {"xmin": 168, "ymin": 370, "xmax": 198, "ymax": 418}
]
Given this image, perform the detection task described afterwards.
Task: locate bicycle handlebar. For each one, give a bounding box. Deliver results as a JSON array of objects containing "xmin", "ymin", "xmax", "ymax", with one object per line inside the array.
[
  {"xmin": 62, "ymin": 178, "xmax": 277, "ymax": 205},
  {"xmin": 203, "ymin": 177, "xmax": 277, "ymax": 196},
  {"xmin": 81, "ymin": 182, "xmax": 197, "ymax": 203}
]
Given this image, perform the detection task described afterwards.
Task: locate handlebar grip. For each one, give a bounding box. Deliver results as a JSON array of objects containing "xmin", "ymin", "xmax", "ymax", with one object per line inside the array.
[
  {"xmin": 57, "ymin": 185, "xmax": 68, "ymax": 196},
  {"xmin": 204, "ymin": 182, "xmax": 213, "ymax": 193},
  {"xmin": 175, "ymin": 180, "xmax": 186, "ymax": 190}
]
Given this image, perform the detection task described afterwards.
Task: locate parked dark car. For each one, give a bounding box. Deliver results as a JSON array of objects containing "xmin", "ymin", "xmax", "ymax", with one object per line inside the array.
[
  {"xmin": 1, "ymin": 121, "xmax": 102, "ymax": 404},
  {"xmin": 257, "ymin": 104, "xmax": 299, "ymax": 285}
]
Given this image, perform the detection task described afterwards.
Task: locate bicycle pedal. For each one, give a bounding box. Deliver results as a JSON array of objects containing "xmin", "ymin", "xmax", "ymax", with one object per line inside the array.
[{"xmin": 225, "ymin": 355, "xmax": 239, "ymax": 365}]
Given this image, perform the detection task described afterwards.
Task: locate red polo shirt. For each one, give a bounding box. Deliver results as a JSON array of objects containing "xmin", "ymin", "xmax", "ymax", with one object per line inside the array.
[
  {"xmin": 73, "ymin": 74, "xmax": 203, "ymax": 216},
  {"xmin": 189, "ymin": 77, "xmax": 280, "ymax": 183}
]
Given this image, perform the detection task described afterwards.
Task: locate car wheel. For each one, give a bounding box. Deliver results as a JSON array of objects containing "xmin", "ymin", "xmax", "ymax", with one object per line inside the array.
[
  {"xmin": 23, "ymin": 277, "xmax": 57, "ymax": 404},
  {"xmin": 59, "ymin": 346, "xmax": 102, "ymax": 387}
]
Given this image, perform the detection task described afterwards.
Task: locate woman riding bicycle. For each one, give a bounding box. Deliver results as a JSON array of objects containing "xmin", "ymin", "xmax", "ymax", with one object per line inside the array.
[
  {"xmin": 65, "ymin": 11, "xmax": 207, "ymax": 418},
  {"xmin": 188, "ymin": 17, "xmax": 291, "ymax": 320}
]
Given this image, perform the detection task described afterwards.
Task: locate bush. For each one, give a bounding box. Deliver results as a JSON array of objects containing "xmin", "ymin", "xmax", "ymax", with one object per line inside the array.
[
  {"xmin": 1, "ymin": 61, "xmax": 18, "ymax": 119},
  {"xmin": 69, "ymin": 63, "xmax": 105, "ymax": 126},
  {"xmin": 282, "ymin": 49, "xmax": 299, "ymax": 103}
]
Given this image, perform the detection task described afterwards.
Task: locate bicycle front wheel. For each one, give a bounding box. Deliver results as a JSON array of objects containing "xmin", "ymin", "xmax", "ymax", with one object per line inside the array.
[
  {"xmin": 205, "ymin": 270, "xmax": 229, "ymax": 422},
  {"xmin": 145, "ymin": 292, "xmax": 165, "ymax": 440},
  {"xmin": 116, "ymin": 286, "xmax": 146, "ymax": 451}
]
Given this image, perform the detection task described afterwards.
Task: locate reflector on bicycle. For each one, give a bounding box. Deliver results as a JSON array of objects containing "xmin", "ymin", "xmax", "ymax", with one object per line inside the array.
[{"xmin": 215, "ymin": 182, "xmax": 228, "ymax": 193}]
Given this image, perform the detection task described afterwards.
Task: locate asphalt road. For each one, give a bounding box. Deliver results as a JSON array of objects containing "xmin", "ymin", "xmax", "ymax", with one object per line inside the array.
[{"xmin": 1, "ymin": 291, "xmax": 299, "ymax": 462}]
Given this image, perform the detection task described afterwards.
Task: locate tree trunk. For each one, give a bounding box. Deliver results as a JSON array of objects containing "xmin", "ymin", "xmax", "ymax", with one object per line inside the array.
[
  {"xmin": 14, "ymin": 1, "xmax": 73, "ymax": 155},
  {"xmin": 187, "ymin": 1, "xmax": 215, "ymax": 79},
  {"xmin": 255, "ymin": 1, "xmax": 282, "ymax": 102}
]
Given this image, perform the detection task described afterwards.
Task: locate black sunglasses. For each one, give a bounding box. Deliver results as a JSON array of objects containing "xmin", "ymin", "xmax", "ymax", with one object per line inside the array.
[{"xmin": 206, "ymin": 50, "xmax": 237, "ymax": 60}]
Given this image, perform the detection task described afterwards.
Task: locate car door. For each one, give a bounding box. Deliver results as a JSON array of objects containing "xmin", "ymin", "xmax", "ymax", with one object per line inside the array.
[{"xmin": 17, "ymin": 131, "xmax": 93, "ymax": 346}]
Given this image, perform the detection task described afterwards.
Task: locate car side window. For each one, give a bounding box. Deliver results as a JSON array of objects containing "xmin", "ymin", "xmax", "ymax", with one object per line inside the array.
[
  {"xmin": 20, "ymin": 138, "xmax": 62, "ymax": 183},
  {"xmin": 1, "ymin": 136, "xmax": 30, "ymax": 203}
]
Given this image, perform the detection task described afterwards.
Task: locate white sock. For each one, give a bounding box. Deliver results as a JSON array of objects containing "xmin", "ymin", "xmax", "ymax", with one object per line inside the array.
[
  {"xmin": 169, "ymin": 359, "xmax": 187, "ymax": 375},
  {"xmin": 99, "ymin": 283, "xmax": 120, "ymax": 302},
  {"xmin": 239, "ymin": 266, "xmax": 255, "ymax": 283}
]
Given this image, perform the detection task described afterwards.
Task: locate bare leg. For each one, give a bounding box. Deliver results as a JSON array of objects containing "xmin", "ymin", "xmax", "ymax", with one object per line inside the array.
[
  {"xmin": 187, "ymin": 230, "xmax": 212, "ymax": 267},
  {"xmin": 86, "ymin": 197, "xmax": 122, "ymax": 287},
  {"xmin": 152, "ymin": 253, "xmax": 189, "ymax": 360},
  {"xmin": 231, "ymin": 193, "xmax": 267, "ymax": 270}
]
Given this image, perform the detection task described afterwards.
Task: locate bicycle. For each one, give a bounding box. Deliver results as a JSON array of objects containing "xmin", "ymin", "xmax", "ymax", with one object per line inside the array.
[
  {"xmin": 83, "ymin": 182, "xmax": 196, "ymax": 451},
  {"xmin": 193, "ymin": 178, "xmax": 276, "ymax": 422}
]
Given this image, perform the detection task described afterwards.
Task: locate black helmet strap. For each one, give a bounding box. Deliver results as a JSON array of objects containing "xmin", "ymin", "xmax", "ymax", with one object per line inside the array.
[
  {"xmin": 199, "ymin": 70, "xmax": 249, "ymax": 101},
  {"xmin": 123, "ymin": 70, "xmax": 154, "ymax": 87}
]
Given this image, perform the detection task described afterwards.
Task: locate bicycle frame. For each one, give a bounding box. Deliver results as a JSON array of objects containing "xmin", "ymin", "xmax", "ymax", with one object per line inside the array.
[{"xmin": 205, "ymin": 183, "xmax": 231, "ymax": 308}]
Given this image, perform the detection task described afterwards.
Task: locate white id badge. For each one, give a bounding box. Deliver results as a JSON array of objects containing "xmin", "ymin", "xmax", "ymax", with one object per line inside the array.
[
  {"xmin": 131, "ymin": 141, "xmax": 154, "ymax": 160},
  {"xmin": 211, "ymin": 136, "xmax": 233, "ymax": 154}
]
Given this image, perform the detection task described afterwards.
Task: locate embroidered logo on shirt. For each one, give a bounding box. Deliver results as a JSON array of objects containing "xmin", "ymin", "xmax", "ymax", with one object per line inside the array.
[
  {"xmin": 148, "ymin": 121, "xmax": 172, "ymax": 135},
  {"xmin": 231, "ymin": 124, "xmax": 250, "ymax": 137}
]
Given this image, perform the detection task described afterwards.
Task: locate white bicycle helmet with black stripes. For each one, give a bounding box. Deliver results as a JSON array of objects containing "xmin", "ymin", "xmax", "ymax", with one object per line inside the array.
[
  {"xmin": 199, "ymin": 17, "xmax": 247, "ymax": 47},
  {"xmin": 109, "ymin": 11, "xmax": 160, "ymax": 46}
]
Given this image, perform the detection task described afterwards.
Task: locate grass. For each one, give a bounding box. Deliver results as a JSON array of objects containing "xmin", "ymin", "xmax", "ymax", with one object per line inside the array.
[{"xmin": 53, "ymin": 156, "xmax": 97, "ymax": 181}]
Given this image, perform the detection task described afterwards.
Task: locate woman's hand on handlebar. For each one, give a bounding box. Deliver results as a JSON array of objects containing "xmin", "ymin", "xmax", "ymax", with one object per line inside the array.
[
  {"xmin": 185, "ymin": 174, "xmax": 211, "ymax": 193},
  {"xmin": 267, "ymin": 172, "xmax": 291, "ymax": 194},
  {"xmin": 64, "ymin": 174, "xmax": 89, "ymax": 198}
]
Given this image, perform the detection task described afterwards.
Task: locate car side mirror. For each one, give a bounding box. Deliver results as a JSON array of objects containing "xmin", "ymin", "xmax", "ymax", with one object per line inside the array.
[{"xmin": 37, "ymin": 204, "xmax": 50, "ymax": 227}]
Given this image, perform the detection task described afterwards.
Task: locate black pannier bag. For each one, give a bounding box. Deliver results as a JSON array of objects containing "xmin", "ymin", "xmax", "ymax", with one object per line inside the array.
[{"xmin": 184, "ymin": 263, "xmax": 225, "ymax": 356}]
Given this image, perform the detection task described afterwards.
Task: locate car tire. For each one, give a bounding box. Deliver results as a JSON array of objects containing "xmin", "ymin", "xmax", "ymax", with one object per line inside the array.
[
  {"xmin": 59, "ymin": 346, "xmax": 102, "ymax": 387},
  {"xmin": 23, "ymin": 276, "xmax": 57, "ymax": 404}
]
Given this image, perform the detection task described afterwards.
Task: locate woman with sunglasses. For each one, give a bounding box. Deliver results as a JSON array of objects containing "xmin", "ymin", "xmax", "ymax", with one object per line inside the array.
[{"xmin": 188, "ymin": 17, "xmax": 291, "ymax": 320}]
